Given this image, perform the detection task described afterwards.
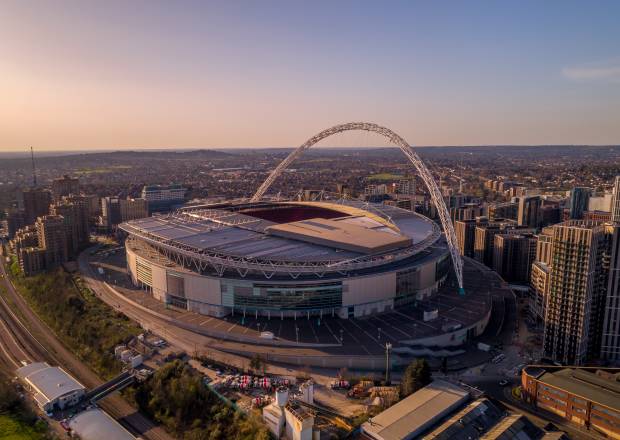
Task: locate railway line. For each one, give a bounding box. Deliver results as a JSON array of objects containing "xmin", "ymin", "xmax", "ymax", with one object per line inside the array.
[{"xmin": 0, "ymin": 256, "xmax": 174, "ymax": 440}]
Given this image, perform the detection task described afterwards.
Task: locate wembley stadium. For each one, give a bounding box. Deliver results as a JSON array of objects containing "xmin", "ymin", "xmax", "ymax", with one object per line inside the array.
[
  {"xmin": 112, "ymin": 123, "xmax": 505, "ymax": 355},
  {"xmin": 119, "ymin": 199, "xmax": 453, "ymax": 319}
]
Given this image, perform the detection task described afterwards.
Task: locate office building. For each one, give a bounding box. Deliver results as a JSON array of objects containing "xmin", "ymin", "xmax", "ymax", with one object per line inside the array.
[
  {"xmin": 492, "ymin": 233, "xmax": 537, "ymax": 284},
  {"xmin": 120, "ymin": 198, "xmax": 148, "ymax": 222},
  {"xmin": 101, "ymin": 197, "xmax": 122, "ymax": 228},
  {"xmin": 518, "ymin": 196, "xmax": 542, "ymax": 229},
  {"xmin": 589, "ymin": 193, "xmax": 613, "ymax": 213},
  {"xmin": 141, "ymin": 184, "xmax": 186, "ymax": 212},
  {"xmin": 612, "ymin": 176, "xmax": 620, "ymax": 224},
  {"xmin": 102, "ymin": 197, "xmax": 149, "ymax": 229},
  {"xmin": 543, "ymin": 221, "xmax": 617, "ymax": 365},
  {"xmin": 51, "ymin": 174, "xmax": 80, "ymax": 201},
  {"xmin": 18, "ymin": 188, "xmax": 52, "ymax": 225},
  {"xmin": 568, "ymin": 187, "xmax": 591, "ymax": 220},
  {"xmin": 522, "ymin": 366, "xmax": 620, "ymax": 439}
]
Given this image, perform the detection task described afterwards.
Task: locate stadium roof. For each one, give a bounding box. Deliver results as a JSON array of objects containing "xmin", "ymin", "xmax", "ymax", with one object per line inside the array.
[
  {"xmin": 121, "ymin": 200, "xmax": 438, "ymax": 263},
  {"xmin": 266, "ymin": 217, "xmax": 412, "ymax": 254}
]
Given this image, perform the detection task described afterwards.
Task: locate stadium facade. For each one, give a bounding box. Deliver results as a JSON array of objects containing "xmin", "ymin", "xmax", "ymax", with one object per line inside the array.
[{"xmin": 120, "ymin": 200, "xmax": 453, "ymax": 319}]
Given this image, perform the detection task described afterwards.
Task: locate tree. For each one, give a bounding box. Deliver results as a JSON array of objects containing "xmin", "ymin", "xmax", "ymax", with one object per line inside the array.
[
  {"xmin": 249, "ymin": 354, "xmax": 263, "ymax": 374},
  {"xmin": 400, "ymin": 358, "xmax": 432, "ymax": 397}
]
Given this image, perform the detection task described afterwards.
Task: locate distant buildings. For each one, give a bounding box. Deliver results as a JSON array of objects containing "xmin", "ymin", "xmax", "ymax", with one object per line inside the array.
[
  {"xmin": 141, "ymin": 184, "xmax": 186, "ymax": 212},
  {"xmin": 541, "ymin": 221, "xmax": 619, "ymax": 365},
  {"xmin": 18, "ymin": 188, "xmax": 52, "ymax": 225},
  {"xmin": 568, "ymin": 187, "xmax": 591, "ymax": 219},
  {"xmin": 455, "ymin": 218, "xmax": 483, "ymax": 258},
  {"xmin": 5, "ymin": 208, "xmax": 26, "ymax": 239},
  {"xmin": 51, "ymin": 174, "xmax": 80, "ymax": 201},
  {"xmin": 488, "ymin": 201, "xmax": 518, "ymax": 221},
  {"xmin": 101, "ymin": 197, "xmax": 148, "ymax": 229},
  {"xmin": 518, "ymin": 196, "xmax": 542, "ymax": 229},
  {"xmin": 492, "ymin": 233, "xmax": 537, "ymax": 284}
]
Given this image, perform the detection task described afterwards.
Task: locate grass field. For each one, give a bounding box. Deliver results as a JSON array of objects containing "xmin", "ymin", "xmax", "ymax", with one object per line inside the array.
[
  {"xmin": 0, "ymin": 414, "xmax": 48, "ymax": 440},
  {"xmin": 367, "ymin": 173, "xmax": 404, "ymax": 181}
]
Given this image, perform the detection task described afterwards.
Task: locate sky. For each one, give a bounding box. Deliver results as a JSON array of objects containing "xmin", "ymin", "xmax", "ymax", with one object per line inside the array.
[{"xmin": 1, "ymin": 0, "xmax": 619, "ymax": 151}]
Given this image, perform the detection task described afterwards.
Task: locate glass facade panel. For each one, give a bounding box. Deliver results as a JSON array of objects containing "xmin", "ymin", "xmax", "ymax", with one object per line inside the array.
[{"xmin": 220, "ymin": 280, "xmax": 342, "ymax": 311}]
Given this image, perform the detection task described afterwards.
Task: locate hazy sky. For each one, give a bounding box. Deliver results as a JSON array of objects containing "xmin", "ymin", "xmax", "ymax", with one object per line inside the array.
[{"xmin": 1, "ymin": 0, "xmax": 619, "ymax": 151}]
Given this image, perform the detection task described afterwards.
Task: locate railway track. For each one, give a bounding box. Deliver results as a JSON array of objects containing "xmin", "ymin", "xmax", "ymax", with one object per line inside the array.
[{"xmin": 0, "ymin": 257, "xmax": 174, "ymax": 440}]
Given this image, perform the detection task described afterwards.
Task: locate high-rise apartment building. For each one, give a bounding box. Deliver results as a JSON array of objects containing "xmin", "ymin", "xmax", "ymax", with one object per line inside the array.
[
  {"xmin": 492, "ymin": 233, "xmax": 537, "ymax": 284},
  {"xmin": 5, "ymin": 209, "xmax": 26, "ymax": 239},
  {"xmin": 50, "ymin": 199, "xmax": 90, "ymax": 255},
  {"xmin": 518, "ymin": 196, "xmax": 542, "ymax": 229},
  {"xmin": 18, "ymin": 188, "xmax": 52, "ymax": 225},
  {"xmin": 51, "ymin": 175, "xmax": 80, "ymax": 201},
  {"xmin": 612, "ymin": 176, "xmax": 620, "ymax": 224},
  {"xmin": 488, "ymin": 202, "xmax": 518, "ymax": 221},
  {"xmin": 568, "ymin": 187, "xmax": 591, "ymax": 220},
  {"xmin": 543, "ymin": 221, "xmax": 617, "ymax": 365},
  {"xmin": 455, "ymin": 218, "xmax": 487, "ymax": 258},
  {"xmin": 601, "ymin": 224, "xmax": 620, "ymax": 362},
  {"xmin": 36, "ymin": 215, "xmax": 69, "ymax": 268}
]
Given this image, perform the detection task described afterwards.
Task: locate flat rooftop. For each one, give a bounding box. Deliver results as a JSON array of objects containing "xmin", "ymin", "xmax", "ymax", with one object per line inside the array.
[
  {"xmin": 69, "ymin": 408, "xmax": 136, "ymax": 440},
  {"xmin": 533, "ymin": 368, "xmax": 620, "ymax": 412},
  {"xmin": 266, "ymin": 217, "xmax": 412, "ymax": 254},
  {"xmin": 121, "ymin": 200, "xmax": 437, "ymax": 263},
  {"xmin": 362, "ymin": 380, "xmax": 469, "ymax": 440},
  {"xmin": 17, "ymin": 362, "xmax": 85, "ymax": 404}
]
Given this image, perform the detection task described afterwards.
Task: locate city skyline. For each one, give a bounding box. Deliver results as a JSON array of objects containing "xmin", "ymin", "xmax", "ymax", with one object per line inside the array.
[{"xmin": 2, "ymin": 0, "xmax": 620, "ymax": 151}]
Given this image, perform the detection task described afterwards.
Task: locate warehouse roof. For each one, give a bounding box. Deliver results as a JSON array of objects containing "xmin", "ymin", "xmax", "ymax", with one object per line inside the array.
[
  {"xmin": 17, "ymin": 362, "xmax": 85, "ymax": 405},
  {"xmin": 534, "ymin": 368, "xmax": 620, "ymax": 412},
  {"xmin": 362, "ymin": 380, "xmax": 469, "ymax": 440},
  {"xmin": 69, "ymin": 408, "xmax": 135, "ymax": 440}
]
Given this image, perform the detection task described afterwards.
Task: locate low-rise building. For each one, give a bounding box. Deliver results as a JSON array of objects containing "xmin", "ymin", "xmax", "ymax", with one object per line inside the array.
[
  {"xmin": 17, "ymin": 362, "xmax": 85, "ymax": 413},
  {"xmin": 361, "ymin": 380, "xmax": 469, "ymax": 440},
  {"xmin": 522, "ymin": 366, "xmax": 620, "ymax": 439}
]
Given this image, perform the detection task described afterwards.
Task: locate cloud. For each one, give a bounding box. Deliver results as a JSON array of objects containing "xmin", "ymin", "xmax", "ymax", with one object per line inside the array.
[{"xmin": 562, "ymin": 60, "xmax": 620, "ymax": 82}]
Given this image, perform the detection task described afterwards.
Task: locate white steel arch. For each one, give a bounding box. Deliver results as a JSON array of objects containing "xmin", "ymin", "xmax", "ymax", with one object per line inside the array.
[{"xmin": 251, "ymin": 122, "xmax": 464, "ymax": 292}]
